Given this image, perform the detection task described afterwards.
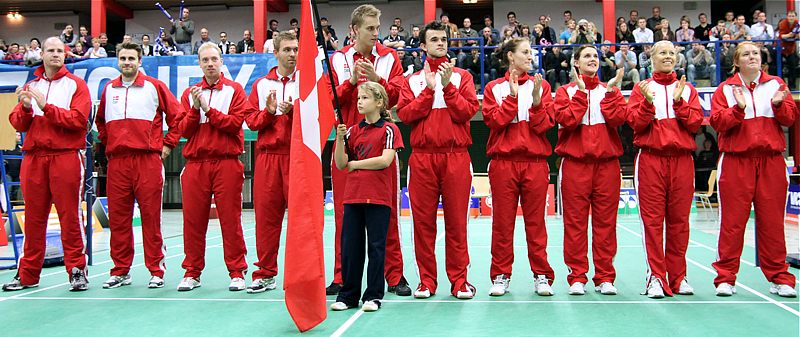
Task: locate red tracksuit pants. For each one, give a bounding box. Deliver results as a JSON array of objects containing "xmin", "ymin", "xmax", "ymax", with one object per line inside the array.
[
  {"xmin": 560, "ymin": 158, "xmax": 619, "ymax": 286},
  {"xmin": 635, "ymin": 151, "xmax": 694, "ymax": 296},
  {"xmin": 332, "ymin": 156, "xmax": 404, "ymax": 286},
  {"xmin": 409, "ymin": 151, "xmax": 473, "ymax": 296},
  {"xmin": 18, "ymin": 151, "xmax": 86, "ymax": 285},
  {"xmin": 712, "ymin": 153, "xmax": 796, "ymax": 287},
  {"xmin": 180, "ymin": 158, "xmax": 247, "ymax": 279},
  {"xmin": 489, "ymin": 159, "xmax": 554, "ymax": 283},
  {"xmin": 252, "ymin": 152, "xmax": 288, "ymax": 280},
  {"xmin": 107, "ymin": 152, "xmax": 166, "ymax": 278}
]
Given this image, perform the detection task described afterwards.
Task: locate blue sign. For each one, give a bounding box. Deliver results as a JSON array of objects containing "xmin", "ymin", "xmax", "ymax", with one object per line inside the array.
[
  {"xmin": 0, "ymin": 54, "xmax": 278, "ymax": 100},
  {"xmin": 786, "ymin": 184, "xmax": 800, "ymax": 215}
]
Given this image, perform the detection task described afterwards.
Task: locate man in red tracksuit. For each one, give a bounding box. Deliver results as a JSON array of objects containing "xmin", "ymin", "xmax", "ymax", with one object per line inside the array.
[
  {"xmin": 3, "ymin": 37, "xmax": 91, "ymax": 292},
  {"xmin": 327, "ymin": 4, "xmax": 410, "ymax": 296},
  {"xmin": 96, "ymin": 42, "xmax": 182, "ymax": 289},
  {"xmin": 244, "ymin": 31, "xmax": 298, "ymax": 293},
  {"xmin": 710, "ymin": 42, "xmax": 797, "ymax": 298},
  {"xmin": 177, "ymin": 42, "xmax": 252, "ymax": 292},
  {"xmin": 626, "ymin": 41, "xmax": 703, "ymax": 298},
  {"xmin": 397, "ymin": 21, "xmax": 480, "ymax": 299}
]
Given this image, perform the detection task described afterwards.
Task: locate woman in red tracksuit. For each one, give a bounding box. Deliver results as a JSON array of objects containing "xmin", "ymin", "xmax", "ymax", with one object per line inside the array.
[
  {"xmin": 554, "ymin": 45, "xmax": 627, "ymax": 296},
  {"xmin": 481, "ymin": 37, "xmax": 555, "ymax": 297},
  {"xmin": 626, "ymin": 40, "xmax": 703, "ymax": 299},
  {"xmin": 710, "ymin": 41, "xmax": 798, "ymax": 298}
]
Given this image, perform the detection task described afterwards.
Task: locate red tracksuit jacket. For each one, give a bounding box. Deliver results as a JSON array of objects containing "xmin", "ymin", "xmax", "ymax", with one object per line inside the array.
[
  {"xmin": 626, "ymin": 72, "xmax": 703, "ymax": 152},
  {"xmin": 9, "ymin": 65, "xmax": 91, "ymax": 152},
  {"xmin": 329, "ymin": 42, "xmax": 404, "ymax": 126},
  {"xmin": 96, "ymin": 71, "xmax": 182, "ymax": 155},
  {"xmin": 179, "ymin": 74, "xmax": 251, "ymax": 160},
  {"xmin": 396, "ymin": 57, "xmax": 479, "ymax": 151},
  {"xmin": 482, "ymin": 72, "xmax": 554, "ymax": 159},
  {"xmin": 554, "ymin": 75, "xmax": 626, "ymax": 160},
  {"xmin": 245, "ymin": 67, "xmax": 297, "ymax": 154},
  {"xmin": 710, "ymin": 71, "xmax": 798, "ymax": 154}
]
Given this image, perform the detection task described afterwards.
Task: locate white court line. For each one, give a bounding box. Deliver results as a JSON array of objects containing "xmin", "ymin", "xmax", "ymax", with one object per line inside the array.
[
  {"xmin": 330, "ymin": 310, "xmax": 364, "ymax": 337},
  {"xmin": 0, "ymin": 233, "xmax": 256, "ymax": 303},
  {"xmin": 4, "ymin": 296, "xmax": 797, "ymax": 305},
  {"xmin": 616, "ymin": 223, "xmax": 800, "ymax": 317},
  {"xmin": 1, "ymin": 228, "xmax": 257, "ymax": 279}
]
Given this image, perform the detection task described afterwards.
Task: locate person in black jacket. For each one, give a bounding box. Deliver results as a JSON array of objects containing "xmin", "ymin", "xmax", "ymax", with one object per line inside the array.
[{"xmin": 544, "ymin": 46, "xmax": 569, "ymax": 90}]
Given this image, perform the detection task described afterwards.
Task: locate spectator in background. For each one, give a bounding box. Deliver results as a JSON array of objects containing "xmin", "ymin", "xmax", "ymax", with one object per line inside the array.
[
  {"xmin": 122, "ymin": 34, "xmax": 132, "ymax": 45},
  {"xmin": 502, "ymin": 27, "xmax": 516, "ymax": 43},
  {"xmin": 99, "ymin": 33, "xmax": 116, "ymax": 57},
  {"xmin": 170, "ymin": 7, "xmax": 195, "ymax": 55},
  {"xmin": 627, "ymin": 10, "xmax": 639, "ymax": 33},
  {"xmin": 570, "ymin": 19, "xmax": 595, "ymax": 44},
  {"xmin": 519, "ymin": 24, "xmax": 533, "ymax": 41},
  {"xmin": 460, "ymin": 18, "xmax": 479, "ymax": 46},
  {"xmin": 322, "ymin": 27, "xmax": 338, "ymax": 53},
  {"xmin": 320, "ymin": 17, "xmax": 337, "ymax": 41},
  {"xmin": 710, "ymin": 20, "xmax": 731, "ymax": 42},
  {"xmin": 267, "ymin": 19, "xmax": 279, "ymax": 40},
  {"xmin": 24, "ymin": 38, "xmax": 42, "ymax": 66},
  {"xmin": 0, "ymin": 39, "xmax": 6, "ymax": 59},
  {"xmin": 732, "ymin": 15, "xmax": 751, "ymax": 40},
  {"xmin": 676, "ymin": 18, "xmax": 695, "ymax": 43},
  {"xmin": 694, "ymin": 138, "xmax": 718, "ymax": 192},
  {"xmin": 560, "ymin": 19, "xmax": 576, "ymax": 44},
  {"xmin": 779, "ymin": 11, "xmax": 799, "ymax": 90},
  {"xmin": 563, "ymin": 10, "xmax": 573, "ymax": 27},
  {"xmin": 237, "ymin": 30, "xmax": 254, "ymax": 53},
  {"xmin": 246, "ymin": 45, "xmax": 256, "ymax": 54},
  {"xmin": 383, "ymin": 25, "xmax": 406, "ymax": 49},
  {"xmin": 638, "ymin": 44, "xmax": 653, "ymax": 80},
  {"xmin": 544, "ymin": 45, "xmax": 569, "ymax": 90},
  {"xmin": 695, "ymin": 13, "xmax": 711, "ymax": 42},
  {"xmin": 441, "ymin": 14, "xmax": 461, "ymax": 48},
  {"xmin": 159, "ymin": 38, "xmax": 181, "ymax": 56},
  {"xmin": 599, "ymin": 42, "xmax": 616, "ymax": 82},
  {"xmin": 67, "ymin": 42, "xmax": 86, "ymax": 61},
  {"xmin": 79, "ymin": 25, "xmax": 92, "ymax": 47},
  {"xmin": 290, "ymin": 18, "xmax": 299, "ymax": 36},
  {"xmin": 406, "ymin": 26, "xmax": 421, "ymax": 49},
  {"xmin": 393, "ymin": 18, "xmax": 408, "ymax": 39},
  {"xmin": 3, "ymin": 132, "xmax": 22, "ymax": 200},
  {"xmin": 647, "ymin": 6, "xmax": 664, "ymax": 31},
  {"xmin": 141, "ymin": 34, "xmax": 155, "ymax": 57},
  {"xmin": 750, "ymin": 11, "xmax": 775, "ymax": 41},
  {"xmin": 60, "ymin": 24, "xmax": 78, "ymax": 47},
  {"xmin": 674, "ymin": 45, "xmax": 687, "ymax": 78},
  {"xmin": 654, "ymin": 19, "xmax": 676, "ymax": 42},
  {"xmin": 193, "ymin": 28, "xmax": 214, "ymax": 54},
  {"xmin": 587, "ymin": 22, "xmax": 602, "ymax": 43},
  {"xmin": 397, "ymin": 47, "xmax": 422, "ymax": 76},
  {"xmin": 87, "ymin": 38, "xmax": 107, "ymax": 58},
  {"xmin": 724, "ymin": 11, "xmax": 736, "ymax": 31},
  {"xmin": 227, "ymin": 44, "xmax": 238, "ymax": 55},
  {"xmin": 484, "ymin": 15, "xmax": 501, "ymax": 42},
  {"xmin": 719, "ymin": 33, "xmax": 735, "ymax": 80},
  {"xmin": 614, "ymin": 42, "xmax": 639, "ymax": 89},
  {"xmin": 218, "ymin": 32, "xmax": 235, "ymax": 55},
  {"xmin": 481, "ymin": 27, "xmax": 498, "ymax": 47},
  {"xmin": 633, "ymin": 18, "xmax": 654, "ymax": 44},
  {"xmin": 537, "ymin": 15, "xmax": 557, "ymax": 46},
  {"xmin": 502, "ymin": 11, "xmax": 520, "ymax": 38},
  {"xmin": 758, "ymin": 41, "xmax": 774, "ymax": 73},
  {"xmin": 4, "ymin": 43, "xmax": 23, "ymax": 65},
  {"xmin": 616, "ymin": 21, "xmax": 635, "ymax": 44},
  {"xmin": 686, "ymin": 43, "xmax": 717, "ymax": 85},
  {"xmin": 753, "ymin": 9, "xmax": 762, "ymax": 23}
]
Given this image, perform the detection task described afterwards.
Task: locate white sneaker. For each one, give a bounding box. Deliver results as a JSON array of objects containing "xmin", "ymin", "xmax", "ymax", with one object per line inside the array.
[
  {"xmin": 595, "ymin": 282, "xmax": 617, "ymax": 295},
  {"xmin": 678, "ymin": 279, "xmax": 694, "ymax": 295},
  {"xmin": 456, "ymin": 283, "xmax": 476, "ymax": 299},
  {"xmin": 568, "ymin": 282, "xmax": 586, "ymax": 295},
  {"xmin": 414, "ymin": 284, "xmax": 431, "ymax": 299},
  {"xmin": 534, "ymin": 275, "xmax": 553, "ymax": 296},
  {"xmin": 177, "ymin": 277, "xmax": 201, "ymax": 291},
  {"xmin": 247, "ymin": 278, "xmax": 277, "ymax": 293},
  {"xmin": 489, "ymin": 275, "xmax": 510, "ymax": 296},
  {"xmin": 148, "ymin": 276, "xmax": 164, "ymax": 289},
  {"xmin": 647, "ymin": 280, "xmax": 665, "ymax": 299},
  {"xmin": 715, "ymin": 283, "xmax": 736, "ymax": 297},
  {"xmin": 102, "ymin": 275, "xmax": 131, "ymax": 289},
  {"xmin": 330, "ymin": 302, "xmax": 350, "ymax": 311},
  {"xmin": 229, "ymin": 277, "xmax": 246, "ymax": 291},
  {"xmin": 769, "ymin": 283, "xmax": 797, "ymax": 298},
  {"xmin": 361, "ymin": 300, "xmax": 380, "ymax": 312}
]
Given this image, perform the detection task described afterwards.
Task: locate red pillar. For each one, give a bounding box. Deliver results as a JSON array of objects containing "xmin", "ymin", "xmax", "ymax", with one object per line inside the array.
[
  {"xmin": 602, "ymin": 0, "xmax": 615, "ymax": 44},
  {"xmin": 424, "ymin": 0, "xmax": 436, "ymax": 24},
  {"xmin": 789, "ymin": 0, "xmax": 796, "ymax": 11},
  {"xmin": 254, "ymin": 0, "xmax": 267, "ymax": 53},
  {"xmin": 91, "ymin": 0, "xmax": 107, "ymax": 37}
]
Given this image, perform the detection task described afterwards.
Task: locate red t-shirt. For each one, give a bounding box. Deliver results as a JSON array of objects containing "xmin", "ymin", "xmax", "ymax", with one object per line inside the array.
[{"xmin": 342, "ymin": 118, "xmax": 404, "ymax": 207}]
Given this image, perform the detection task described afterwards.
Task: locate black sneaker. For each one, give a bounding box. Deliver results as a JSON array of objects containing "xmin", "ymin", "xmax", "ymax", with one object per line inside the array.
[
  {"xmin": 388, "ymin": 276, "xmax": 412, "ymax": 296},
  {"xmin": 326, "ymin": 282, "xmax": 342, "ymax": 295},
  {"xmin": 2, "ymin": 275, "xmax": 38, "ymax": 292},
  {"xmin": 69, "ymin": 267, "xmax": 89, "ymax": 292}
]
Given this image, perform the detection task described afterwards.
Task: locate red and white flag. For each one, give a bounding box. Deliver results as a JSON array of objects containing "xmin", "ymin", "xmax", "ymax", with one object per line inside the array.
[{"xmin": 284, "ymin": 0, "xmax": 336, "ymax": 332}]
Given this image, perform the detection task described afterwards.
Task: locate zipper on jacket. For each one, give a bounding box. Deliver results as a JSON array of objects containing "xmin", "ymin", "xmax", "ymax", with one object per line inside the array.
[
  {"xmin": 123, "ymin": 87, "xmax": 130, "ymax": 119},
  {"xmin": 587, "ymin": 90, "xmax": 592, "ymax": 126},
  {"xmin": 663, "ymin": 85, "xmax": 671, "ymax": 119}
]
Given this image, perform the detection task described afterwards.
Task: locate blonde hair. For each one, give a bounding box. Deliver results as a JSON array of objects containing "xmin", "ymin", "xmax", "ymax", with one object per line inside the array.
[
  {"xmin": 351, "ymin": 4, "xmax": 381, "ymax": 29},
  {"xmin": 651, "ymin": 40, "xmax": 675, "ymax": 55},
  {"xmin": 272, "ymin": 30, "xmax": 297, "ymax": 51},
  {"xmin": 197, "ymin": 42, "xmax": 222, "ymax": 59},
  {"xmin": 732, "ymin": 41, "xmax": 759, "ymax": 73},
  {"xmin": 357, "ymin": 82, "xmax": 393, "ymax": 122}
]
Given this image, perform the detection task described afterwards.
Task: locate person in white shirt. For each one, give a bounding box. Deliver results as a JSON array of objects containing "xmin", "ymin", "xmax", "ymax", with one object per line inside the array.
[
  {"xmin": 750, "ymin": 11, "xmax": 775, "ymax": 41},
  {"xmin": 23, "ymin": 38, "xmax": 43, "ymax": 66},
  {"xmin": 732, "ymin": 15, "xmax": 751, "ymax": 40},
  {"xmin": 633, "ymin": 18, "xmax": 654, "ymax": 44}
]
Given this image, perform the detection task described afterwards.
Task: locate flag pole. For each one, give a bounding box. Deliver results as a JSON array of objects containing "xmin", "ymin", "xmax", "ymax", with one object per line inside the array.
[{"xmin": 310, "ymin": 0, "xmax": 343, "ymax": 125}]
